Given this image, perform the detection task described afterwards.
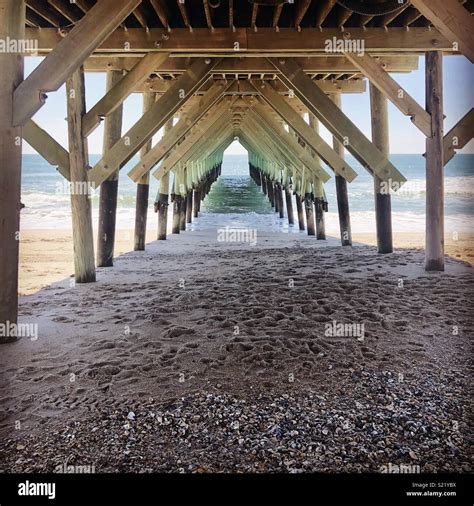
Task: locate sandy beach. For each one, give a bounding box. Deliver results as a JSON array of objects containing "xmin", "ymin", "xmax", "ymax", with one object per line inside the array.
[
  {"xmin": 18, "ymin": 229, "xmax": 474, "ymax": 295},
  {"xmin": 0, "ymin": 228, "xmax": 472, "ymax": 472}
]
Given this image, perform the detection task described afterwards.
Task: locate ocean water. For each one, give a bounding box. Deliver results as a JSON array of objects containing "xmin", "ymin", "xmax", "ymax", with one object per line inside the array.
[{"xmin": 21, "ymin": 153, "xmax": 474, "ymax": 234}]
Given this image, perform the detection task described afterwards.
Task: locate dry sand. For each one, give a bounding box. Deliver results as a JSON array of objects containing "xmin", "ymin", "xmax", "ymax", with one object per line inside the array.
[
  {"xmin": 1, "ymin": 228, "xmax": 472, "ymax": 472},
  {"xmin": 18, "ymin": 229, "xmax": 474, "ymax": 295}
]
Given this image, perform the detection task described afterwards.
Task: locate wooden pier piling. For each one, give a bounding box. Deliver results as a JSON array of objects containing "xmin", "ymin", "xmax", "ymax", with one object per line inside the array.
[
  {"xmin": 330, "ymin": 93, "xmax": 352, "ymax": 246},
  {"xmin": 425, "ymin": 51, "xmax": 444, "ymax": 271},
  {"xmin": 370, "ymin": 84, "xmax": 393, "ymax": 254},
  {"xmin": 66, "ymin": 67, "xmax": 96, "ymax": 283},
  {"xmin": 97, "ymin": 70, "xmax": 124, "ymax": 267},
  {"xmin": 0, "ymin": 0, "xmax": 24, "ymax": 335},
  {"xmin": 134, "ymin": 92, "xmax": 155, "ymax": 251}
]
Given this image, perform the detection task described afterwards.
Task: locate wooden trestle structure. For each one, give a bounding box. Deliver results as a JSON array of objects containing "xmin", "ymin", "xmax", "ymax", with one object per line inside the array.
[{"xmin": 1, "ymin": 0, "xmax": 474, "ymax": 340}]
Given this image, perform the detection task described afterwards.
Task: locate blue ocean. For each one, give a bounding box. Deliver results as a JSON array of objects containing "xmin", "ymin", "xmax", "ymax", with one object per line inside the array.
[{"xmin": 21, "ymin": 153, "xmax": 474, "ymax": 234}]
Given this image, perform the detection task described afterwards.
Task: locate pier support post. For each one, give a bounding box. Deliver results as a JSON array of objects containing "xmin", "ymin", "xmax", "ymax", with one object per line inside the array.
[
  {"xmin": 193, "ymin": 185, "xmax": 200, "ymax": 218},
  {"xmin": 330, "ymin": 93, "xmax": 352, "ymax": 246},
  {"xmin": 370, "ymin": 83, "xmax": 393, "ymax": 253},
  {"xmin": 172, "ymin": 194, "xmax": 181, "ymax": 234},
  {"xmin": 66, "ymin": 67, "xmax": 96, "ymax": 283},
  {"xmin": 285, "ymin": 186, "xmax": 294, "ymax": 225},
  {"xmin": 267, "ymin": 177, "xmax": 275, "ymax": 208},
  {"xmin": 186, "ymin": 190, "xmax": 193, "ymax": 224},
  {"xmin": 134, "ymin": 92, "xmax": 155, "ymax": 251},
  {"xmin": 425, "ymin": 51, "xmax": 444, "ymax": 271},
  {"xmin": 157, "ymin": 118, "xmax": 174, "ymax": 240},
  {"xmin": 180, "ymin": 193, "xmax": 187, "ymax": 231},
  {"xmin": 97, "ymin": 70, "xmax": 123, "ymax": 266},
  {"xmin": 314, "ymin": 179, "xmax": 326, "ymax": 240},
  {"xmin": 304, "ymin": 183, "xmax": 315, "ymax": 236},
  {"xmin": 261, "ymin": 172, "xmax": 267, "ymax": 195},
  {"xmin": 295, "ymin": 193, "xmax": 305, "ymax": 231},
  {"xmin": 0, "ymin": 0, "xmax": 24, "ymax": 336},
  {"xmin": 277, "ymin": 183, "xmax": 284, "ymax": 218}
]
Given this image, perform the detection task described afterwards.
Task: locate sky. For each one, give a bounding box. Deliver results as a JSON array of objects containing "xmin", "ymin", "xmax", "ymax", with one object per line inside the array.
[{"xmin": 23, "ymin": 55, "xmax": 474, "ymax": 156}]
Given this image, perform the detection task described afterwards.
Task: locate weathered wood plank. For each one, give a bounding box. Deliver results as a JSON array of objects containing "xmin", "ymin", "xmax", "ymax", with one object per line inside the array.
[
  {"xmin": 0, "ymin": 0, "xmax": 24, "ymax": 334},
  {"xmin": 66, "ymin": 67, "xmax": 96, "ymax": 283},
  {"xmin": 270, "ymin": 58, "xmax": 406, "ymax": 188},
  {"xmin": 411, "ymin": 0, "xmax": 474, "ymax": 63},
  {"xmin": 252, "ymin": 80, "xmax": 357, "ymax": 182},
  {"xmin": 83, "ymin": 52, "xmax": 170, "ymax": 137},
  {"xmin": 14, "ymin": 0, "xmax": 141, "ymax": 126},
  {"xmin": 128, "ymin": 81, "xmax": 232, "ymax": 182},
  {"xmin": 425, "ymin": 51, "xmax": 444, "ymax": 271},
  {"xmin": 88, "ymin": 58, "xmax": 220, "ymax": 187},
  {"xmin": 344, "ymin": 51, "xmax": 432, "ymax": 137},
  {"xmin": 370, "ymin": 83, "xmax": 393, "ymax": 254},
  {"xmin": 26, "ymin": 27, "xmax": 454, "ymax": 53},
  {"xmin": 23, "ymin": 120, "xmax": 70, "ymax": 179},
  {"xmin": 442, "ymin": 108, "xmax": 474, "ymax": 165}
]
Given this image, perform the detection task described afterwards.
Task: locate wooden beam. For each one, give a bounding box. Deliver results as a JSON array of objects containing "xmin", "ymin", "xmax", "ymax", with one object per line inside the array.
[
  {"xmin": 442, "ymin": 108, "xmax": 474, "ymax": 165},
  {"xmin": 128, "ymin": 81, "xmax": 233, "ymax": 182},
  {"xmin": 315, "ymin": 0, "xmax": 337, "ymax": 27},
  {"xmin": 134, "ymin": 92, "xmax": 155, "ymax": 252},
  {"xmin": 330, "ymin": 93, "xmax": 352, "ymax": 246},
  {"xmin": 47, "ymin": 0, "xmax": 80, "ymax": 23},
  {"xmin": 343, "ymin": 51, "xmax": 432, "ymax": 137},
  {"xmin": 370, "ymin": 83, "xmax": 393, "ymax": 254},
  {"xmin": 157, "ymin": 117, "xmax": 174, "ymax": 240},
  {"xmin": 150, "ymin": 0, "xmax": 170, "ymax": 29},
  {"xmin": 269, "ymin": 58, "xmax": 406, "ymax": 188},
  {"xmin": 203, "ymin": 0, "xmax": 213, "ymax": 29},
  {"xmin": 252, "ymin": 80, "xmax": 358, "ymax": 181},
  {"xmin": 66, "ymin": 67, "xmax": 96, "ymax": 283},
  {"xmin": 82, "ymin": 55, "xmax": 419, "ymax": 74},
  {"xmin": 249, "ymin": 102, "xmax": 331, "ymax": 183},
  {"xmin": 138, "ymin": 76, "xmax": 366, "ymax": 95},
  {"xmin": 26, "ymin": 0, "xmax": 62, "ymax": 27},
  {"xmin": 89, "ymin": 58, "xmax": 220, "ymax": 187},
  {"xmin": 13, "ymin": 0, "xmax": 141, "ymax": 126},
  {"xmin": 229, "ymin": 0, "xmax": 234, "ymax": 29},
  {"xmin": 23, "ymin": 120, "xmax": 70, "ymax": 179},
  {"xmin": 177, "ymin": 0, "xmax": 191, "ymax": 29},
  {"xmin": 273, "ymin": 3, "xmax": 284, "ymax": 27},
  {"xmin": 425, "ymin": 51, "xmax": 444, "ymax": 271},
  {"xmin": 96, "ymin": 69, "xmax": 124, "ymax": 268},
  {"xmin": 251, "ymin": 4, "xmax": 258, "ymax": 30},
  {"xmin": 0, "ymin": 0, "xmax": 24, "ymax": 335},
  {"xmin": 411, "ymin": 0, "xmax": 474, "ymax": 63},
  {"xmin": 83, "ymin": 52, "xmax": 170, "ymax": 137},
  {"xmin": 153, "ymin": 105, "xmax": 231, "ymax": 180},
  {"xmin": 295, "ymin": 0, "xmax": 311, "ymax": 28},
  {"xmin": 26, "ymin": 27, "xmax": 455, "ymax": 54}
]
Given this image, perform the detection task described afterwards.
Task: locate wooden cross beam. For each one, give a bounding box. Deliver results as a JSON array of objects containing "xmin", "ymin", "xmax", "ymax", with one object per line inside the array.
[
  {"xmin": 82, "ymin": 55, "xmax": 420, "ymax": 75},
  {"xmin": 171, "ymin": 116, "xmax": 235, "ymax": 178},
  {"xmin": 153, "ymin": 104, "xmax": 232, "ymax": 180},
  {"xmin": 13, "ymin": 0, "xmax": 142, "ymax": 126},
  {"xmin": 128, "ymin": 80, "xmax": 233, "ymax": 182},
  {"xmin": 23, "ymin": 120, "xmax": 70, "ymax": 179},
  {"xmin": 343, "ymin": 51, "xmax": 432, "ymax": 137},
  {"xmin": 410, "ymin": 0, "xmax": 474, "ymax": 63},
  {"xmin": 88, "ymin": 58, "xmax": 221, "ymax": 187},
  {"xmin": 269, "ymin": 58, "xmax": 407, "ymax": 188},
  {"xmin": 441, "ymin": 108, "xmax": 474, "ymax": 165},
  {"xmin": 26, "ymin": 27, "xmax": 454, "ymax": 54},
  {"xmin": 251, "ymin": 80, "xmax": 357, "ymax": 182},
  {"xmin": 83, "ymin": 52, "xmax": 170, "ymax": 137},
  {"xmin": 246, "ymin": 103, "xmax": 331, "ymax": 183}
]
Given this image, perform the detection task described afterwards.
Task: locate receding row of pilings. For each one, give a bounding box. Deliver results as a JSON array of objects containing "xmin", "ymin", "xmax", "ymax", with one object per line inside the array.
[
  {"xmin": 167, "ymin": 163, "xmax": 221, "ymax": 236},
  {"xmin": 249, "ymin": 164, "xmax": 329, "ymax": 240}
]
